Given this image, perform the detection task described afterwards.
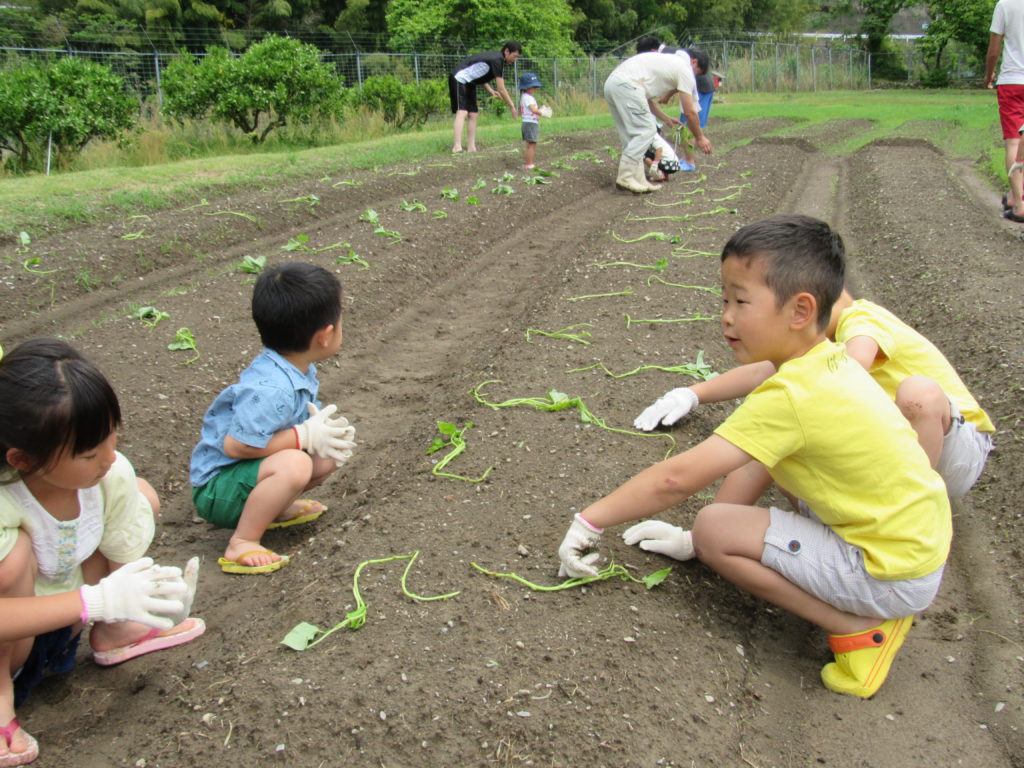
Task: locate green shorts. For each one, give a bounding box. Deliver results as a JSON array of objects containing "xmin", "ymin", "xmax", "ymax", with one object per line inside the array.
[{"xmin": 192, "ymin": 459, "xmax": 263, "ymax": 528}]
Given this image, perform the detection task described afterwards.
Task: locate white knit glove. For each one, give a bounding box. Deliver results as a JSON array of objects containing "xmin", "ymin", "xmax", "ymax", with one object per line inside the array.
[
  {"xmin": 294, "ymin": 403, "xmax": 357, "ymax": 464},
  {"xmin": 169, "ymin": 556, "xmax": 200, "ymax": 626},
  {"xmin": 79, "ymin": 558, "xmax": 187, "ymax": 630},
  {"xmin": 539, "ymin": 105, "xmax": 553, "ymax": 118},
  {"xmin": 557, "ymin": 514, "xmax": 603, "ymax": 578},
  {"xmin": 622, "ymin": 520, "xmax": 695, "ymax": 561},
  {"xmin": 633, "ymin": 387, "xmax": 699, "ymax": 431}
]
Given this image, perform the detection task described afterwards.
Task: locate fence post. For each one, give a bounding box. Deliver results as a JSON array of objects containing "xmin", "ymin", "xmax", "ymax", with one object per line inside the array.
[
  {"xmin": 552, "ymin": 57, "xmax": 557, "ymax": 100},
  {"xmin": 812, "ymin": 46, "xmax": 816, "ymax": 92},
  {"xmin": 774, "ymin": 43, "xmax": 779, "ymax": 92},
  {"xmin": 414, "ymin": 52, "xmax": 420, "ymax": 83},
  {"xmin": 592, "ymin": 55, "xmax": 597, "ymax": 99},
  {"xmin": 828, "ymin": 46, "xmax": 833, "ymax": 90},
  {"xmin": 868, "ymin": 52, "xmax": 873, "ymax": 90},
  {"xmin": 153, "ymin": 52, "xmax": 162, "ymax": 108},
  {"xmin": 357, "ymin": 52, "xmax": 363, "ymax": 87},
  {"xmin": 750, "ymin": 41, "xmax": 755, "ymax": 93}
]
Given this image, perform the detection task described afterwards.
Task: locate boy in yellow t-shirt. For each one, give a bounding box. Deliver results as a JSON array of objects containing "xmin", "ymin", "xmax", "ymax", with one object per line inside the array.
[
  {"xmin": 635, "ymin": 290, "xmax": 994, "ymax": 498},
  {"xmin": 557, "ymin": 215, "xmax": 950, "ymax": 699}
]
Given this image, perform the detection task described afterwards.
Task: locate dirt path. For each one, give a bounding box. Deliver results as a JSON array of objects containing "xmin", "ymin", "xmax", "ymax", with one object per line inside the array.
[{"xmin": 3, "ymin": 119, "xmax": 1022, "ymax": 768}]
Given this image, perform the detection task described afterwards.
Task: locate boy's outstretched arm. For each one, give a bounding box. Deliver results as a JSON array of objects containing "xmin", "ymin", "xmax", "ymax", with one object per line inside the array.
[
  {"xmin": 558, "ymin": 435, "xmax": 751, "ymax": 576},
  {"xmin": 635, "ymin": 361, "xmax": 775, "ymax": 431}
]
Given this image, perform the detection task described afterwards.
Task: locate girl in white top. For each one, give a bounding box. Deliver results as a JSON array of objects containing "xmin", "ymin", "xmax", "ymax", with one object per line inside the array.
[{"xmin": 0, "ymin": 338, "xmax": 203, "ymax": 766}]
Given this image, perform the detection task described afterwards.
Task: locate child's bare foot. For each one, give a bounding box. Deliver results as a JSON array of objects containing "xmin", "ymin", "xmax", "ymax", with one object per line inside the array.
[
  {"xmin": 0, "ymin": 715, "xmax": 35, "ymax": 763},
  {"xmin": 223, "ymin": 539, "xmax": 282, "ymax": 568},
  {"xmin": 273, "ymin": 499, "xmax": 326, "ymax": 525}
]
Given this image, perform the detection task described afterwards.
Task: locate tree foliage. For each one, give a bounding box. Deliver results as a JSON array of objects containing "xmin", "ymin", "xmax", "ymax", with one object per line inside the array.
[
  {"xmin": 162, "ymin": 35, "xmax": 341, "ymax": 142},
  {"xmin": 0, "ymin": 56, "xmax": 136, "ymax": 169}
]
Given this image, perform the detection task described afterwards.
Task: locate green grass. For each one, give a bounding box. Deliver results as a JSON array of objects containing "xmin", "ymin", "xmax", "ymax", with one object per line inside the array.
[{"xmin": 0, "ymin": 89, "xmax": 1007, "ymax": 240}]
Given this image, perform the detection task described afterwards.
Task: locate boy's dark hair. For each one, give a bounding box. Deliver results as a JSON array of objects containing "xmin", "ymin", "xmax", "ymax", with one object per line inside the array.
[
  {"xmin": 252, "ymin": 263, "xmax": 342, "ymax": 354},
  {"xmin": 689, "ymin": 48, "xmax": 710, "ymax": 75},
  {"xmin": 721, "ymin": 215, "xmax": 845, "ymax": 331},
  {"xmin": 636, "ymin": 35, "xmax": 661, "ymax": 53},
  {"xmin": 502, "ymin": 41, "xmax": 523, "ymax": 55},
  {"xmin": 0, "ymin": 338, "xmax": 121, "ymax": 480}
]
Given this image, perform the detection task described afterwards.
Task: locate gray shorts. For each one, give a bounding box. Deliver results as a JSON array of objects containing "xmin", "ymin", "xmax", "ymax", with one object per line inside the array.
[
  {"xmin": 521, "ymin": 121, "xmax": 539, "ymax": 143},
  {"xmin": 761, "ymin": 504, "xmax": 944, "ymax": 618},
  {"xmin": 937, "ymin": 396, "xmax": 993, "ymax": 498}
]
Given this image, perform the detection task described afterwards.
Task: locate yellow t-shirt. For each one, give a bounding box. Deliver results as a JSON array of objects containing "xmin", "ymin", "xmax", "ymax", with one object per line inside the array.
[
  {"xmin": 837, "ymin": 299, "xmax": 994, "ymax": 433},
  {"xmin": 714, "ymin": 341, "xmax": 950, "ymax": 581}
]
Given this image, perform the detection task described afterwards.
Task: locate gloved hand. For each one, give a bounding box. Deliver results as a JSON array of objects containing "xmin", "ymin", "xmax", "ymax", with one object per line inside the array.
[
  {"xmin": 633, "ymin": 387, "xmax": 699, "ymax": 431},
  {"xmin": 169, "ymin": 556, "xmax": 200, "ymax": 626},
  {"xmin": 622, "ymin": 520, "xmax": 695, "ymax": 561},
  {"xmin": 79, "ymin": 557, "xmax": 187, "ymax": 629},
  {"xmin": 557, "ymin": 514, "xmax": 603, "ymax": 578},
  {"xmin": 325, "ymin": 413, "xmax": 356, "ymax": 467},
  {"xmin": 294, "ymin": 403, "xmax": 357, "ymax": 464},
  {"xmin": 539, "ymin": 105, "xmax": 553, "ymax": 118}
]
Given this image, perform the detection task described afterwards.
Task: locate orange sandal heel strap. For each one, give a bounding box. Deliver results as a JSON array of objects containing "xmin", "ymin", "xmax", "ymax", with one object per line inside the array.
[{"xmin": 821, "ymin": 616, "xmax": 913, "ymax": 699}]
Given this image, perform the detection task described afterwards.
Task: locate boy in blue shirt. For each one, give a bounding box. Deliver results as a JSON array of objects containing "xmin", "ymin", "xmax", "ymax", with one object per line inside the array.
[
  {"xmin": 190, "ymin": 263, "xmax": 356, "ymax": 574},
  {"xmin": 558, "ymin": 216, "xmax": 950, "ymax": 699}
]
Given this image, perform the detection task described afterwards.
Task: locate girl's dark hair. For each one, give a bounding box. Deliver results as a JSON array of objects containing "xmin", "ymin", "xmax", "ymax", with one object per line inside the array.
[
  {"xmin": 502, "ymin": 41, "xmax": 523, "ymax": 54},
  {"xmin": 252, "ymin": 262, "xmax": 342, "ymax": 353},
  {"xmin": 0, "ymin": 338, "xmax": 121, "ymax": 480}
]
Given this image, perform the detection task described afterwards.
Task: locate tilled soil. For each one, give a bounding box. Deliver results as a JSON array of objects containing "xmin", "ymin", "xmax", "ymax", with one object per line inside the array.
[{"xmin": 3, "ymin": 117, "xmax": 1023, "ymax": 768}]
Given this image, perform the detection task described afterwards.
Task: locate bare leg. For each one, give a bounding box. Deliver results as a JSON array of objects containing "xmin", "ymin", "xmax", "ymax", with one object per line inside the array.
[
  {"xmin": 452, "ymin": 110, "xmax": 468, "ymax": 152},
  {"xmin": 1006, "ymin": 137, "xmax": 1021, "ymax": 208},
  {"xmin": 895, "ymin": 375, "xmax": 950, "ymax": 467},
  {"xmin": 466, "ymin": 112, "xmax": 480, "ymax": 152},
  {"xmin": 0, "ymin": 532, "xmax": 39, "ymax": 759},
  {"xmin": 524, "ymin": 141, "xmax": 536, "ymax": 166},
  {"xmin": 691, "ymin": 503, "xmax": 878, "ymax": 635}
]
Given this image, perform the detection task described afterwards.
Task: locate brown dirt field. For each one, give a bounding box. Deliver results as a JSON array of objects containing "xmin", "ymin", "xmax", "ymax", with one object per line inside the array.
[{"xmin": 3, "ymin": 117, "xmax": 1023, "ymax": 768}]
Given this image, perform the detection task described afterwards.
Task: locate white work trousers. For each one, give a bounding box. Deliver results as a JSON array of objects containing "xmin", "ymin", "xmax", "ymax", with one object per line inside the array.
[{"xmin": 604, "ymin": 75, "xmax": 657, "ymax": 162}]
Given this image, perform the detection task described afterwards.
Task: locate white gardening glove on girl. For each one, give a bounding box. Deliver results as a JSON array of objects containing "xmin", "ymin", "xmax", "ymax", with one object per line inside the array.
[
  {"xmin": 79, "ymin": 557, "xmax": 187, "ymax": 629},
  {"xmin": 294, "ymin": 402, "xmax": 357, "ymax": 464},
  {"xmin": 622, "ymin": 520, "xmax": 695, "ymax": 561},
  {"xmin": 557, "ymin": 514, "xmax": 604, "ymax": 578},
  {"xmin": 633, "ymin": 387, "xmax": 699, "ymax": 431}
]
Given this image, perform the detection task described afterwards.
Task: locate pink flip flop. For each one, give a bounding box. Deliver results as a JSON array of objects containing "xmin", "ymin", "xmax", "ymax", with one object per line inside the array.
[
  {"xmin": 0, "ymin": 719, "xmax": 38, "ymax": 767},
  {"xmin": 92, "ymin": 618, "xmax": 206, "ymax": 667}
]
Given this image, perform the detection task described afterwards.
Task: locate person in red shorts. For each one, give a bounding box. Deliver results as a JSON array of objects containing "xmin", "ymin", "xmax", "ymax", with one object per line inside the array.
[{"xmin": 985, "ymin": 0, "xmax": 1024, "ymax": 221}]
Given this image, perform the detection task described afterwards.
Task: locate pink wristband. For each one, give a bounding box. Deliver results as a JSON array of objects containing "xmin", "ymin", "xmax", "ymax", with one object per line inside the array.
[
  {"xmin": 78, "ymin": 587, "xmax": 90, "ymax": 624},
  {"xmin": 574, "ymin": 513, "xmax": 604, "ymax": 534}
]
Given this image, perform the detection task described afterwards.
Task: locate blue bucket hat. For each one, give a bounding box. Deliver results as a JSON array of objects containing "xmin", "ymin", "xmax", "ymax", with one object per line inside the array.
[{"xmin": 518, "ymin": 72, "xmax": 543, "ymax": 90}]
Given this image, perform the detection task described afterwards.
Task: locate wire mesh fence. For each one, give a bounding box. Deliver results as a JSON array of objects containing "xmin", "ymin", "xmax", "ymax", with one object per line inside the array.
[{"xmin": 0, "ymin": 38, "xmax": 957, "ymax": 107}]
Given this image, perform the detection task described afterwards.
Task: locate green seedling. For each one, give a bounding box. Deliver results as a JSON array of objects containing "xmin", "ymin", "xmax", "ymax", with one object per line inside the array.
[
  {"xmin": 532, "ymin": 169, "xmax": 559, "ymax": 177},
  {"xmin": 671, "ymin": 245, "xmax": 718, "ymax": 258},
  {"xmin": 388, "ymin": 167, "xmax": 421, "ymax": 176},
  {"xmin": 525, "ymin": 323, "xmax": 593, "ymax": 345},
  {"xmin": 374, "ymin": 226, "xmax": 402, "ymax": 242},
  {"xmin": 22, "ymin": 257, "xmax": 57, "ymax": 275},
  {"xmin": 740, "ymin": 170, "xmax": 753, "ymax": 177},
  {"xmin": 472, "ymin": 178, "xmax": 486, "ymax": 191},
  {"xmin": 441, "ymin": 187, "xmax": 459, "ymax": 201},
  {"xmin": 523, "ymin": 176, "xmax": 551, "ymax": 185},
  {"xmin": 181, "ymin": 198, "xmax": 210, "ymax": 211},
  {"xmin": 564, "ymin": 288, "xmax": 634, "ymax": 302},
  {"xmin": 399, "ymin": 199, "xmax": 427, "ymax": 212},
  {"xmin": 282, "ymin": 234, "xmax": 361, "ymax": 261},
  {"xmin": 204, "ymin": 210, "xmax": 261, "ymax": 227},
  {"xmin": 279, "ymin": 194, "xmax": 320, "ymax": 209},
  {"xmin": 333, "ymin": 179, "xmax": 363, "ymax": 187},
  {"xmin": 120, "ymin": 230, "xmax": 151, "ymax": 240},
  {"xmin": 282, "ymin": 552, "xmax": 460, "ymax": 650},
  {"xmin": 336, "ymin": 250, "xmax": 370, "ymax": 269},
  {"xmin": 494, "ymin": 172, "xmax": 516, "ymax": 183},
  {"xmin": 466, "ymin": 195, "xmax": 480, "ymax": 205},
  {"xmin": 625, "ymin": 312, "xmax": 715, "ymax": 328},
  {"xmin": 130, "ymin": 305, "xmax": 170, "ymax": 327},
  {"xmin": 471, "ymin": 561, "xmax": 671, "ymax": 591},
  {"xmin": 646, "ymin": 274, "xmax": 721, "ymax": 295},
  {"xmin": 568, "ymin": 151, "xmax": 597, "ymax": 162},
  {"xmin": 426, "ymin": 421, "xmax": 494, "ymax": 483},
  {"xmin": 472, "ymin": 381, "xmax": 675, "ymax": 459},
  {"xmin": 16, "ymin": 231, "xmax": 31, "ymax": 254},
  {"xmin": 168, "ymin": 327, "xmax": 200, "ymax": 364},
  {"xmin": 238, "ymin": 255, "xmax": 266, "ymax": 274},
  {"xmin": 551, "ymin": 159, "xmax": 576, "ymax": 170},
  {"xmin": 491, "ymin": 184, "xmax": 514, "ymax": 196},
  {"xmin": 358, "ymin": 208, "xmax": 380, "ymax": 226},
  {"xmin": 611, "ymin": 231, "xmax": 681, "ymax": 244},
  {"xmin": 433, "ymin": 210, "xmax": 448, "ymax": 219},
  {"xmin": 592, "ymin": 257, "xmax": 668, "ymax": 273},
  {"xmin": 568, "ymin": 351, "xmax": 717, "ymax": 381},
  {"xmin": 645, "ymin": 197, "xmax": 696, "ymax": 208}
]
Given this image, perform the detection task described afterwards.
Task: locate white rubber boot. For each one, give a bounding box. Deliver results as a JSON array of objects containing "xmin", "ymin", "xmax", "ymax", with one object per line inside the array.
[{"xmin": 616, "ymin": 155, "xmax": 655, "ymax": 194}]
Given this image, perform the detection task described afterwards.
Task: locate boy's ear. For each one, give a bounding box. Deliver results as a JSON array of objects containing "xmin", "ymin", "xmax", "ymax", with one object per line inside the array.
[
  {"xmin": 789, "ymin": 292, "xmax": 818, "ymax": 331},
  {"xmin": 312, "ymin": 324, "xmax": 335, "ymax": 348}
]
